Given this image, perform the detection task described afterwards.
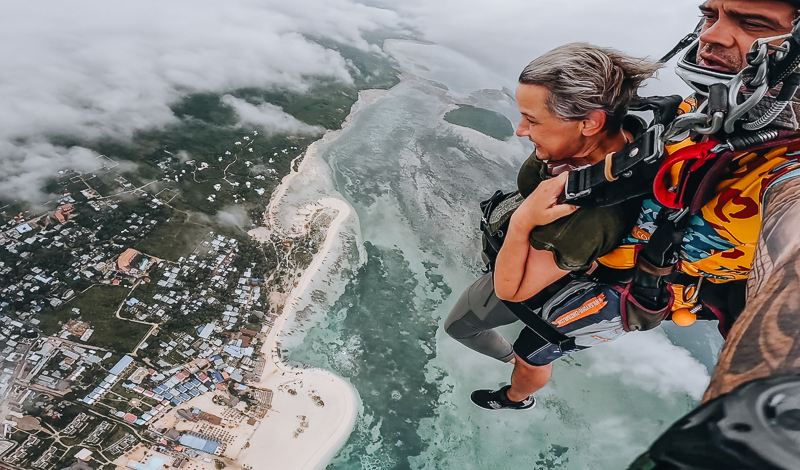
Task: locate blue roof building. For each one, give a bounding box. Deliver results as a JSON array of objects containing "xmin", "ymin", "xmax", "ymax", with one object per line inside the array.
[
  {"xmin": 109, "ymin": 355, "xmax": 134, "ymax": 376},
  {"xmin": 179, "ymin": 434, "xmax": 220, "ymax": 455}
]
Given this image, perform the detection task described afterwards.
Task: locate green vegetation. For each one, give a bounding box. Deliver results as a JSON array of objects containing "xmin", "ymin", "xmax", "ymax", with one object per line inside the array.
[
  {"xmin": 444, "ymin": 105, "xmax": 514, "ymax": 140},
  {"xmin": 134, "ymin": 210, "xmax": 211, "ymax": 260},
  {"xmin": 40, "ymin": 285, "xmax": 149, "ymax": 352}
]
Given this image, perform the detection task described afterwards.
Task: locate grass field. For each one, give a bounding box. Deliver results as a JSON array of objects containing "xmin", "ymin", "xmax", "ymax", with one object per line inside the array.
[
  {"xmin": 444, "ymin": 105, "xmax": 514, "ymax": 141},
  {"xmin": 134, "ymin": 210, "xmax": 212, "ymax": 261},
  {"xmin": 41, "ymin": 285, "xmax": 149, "ymax": 352}
]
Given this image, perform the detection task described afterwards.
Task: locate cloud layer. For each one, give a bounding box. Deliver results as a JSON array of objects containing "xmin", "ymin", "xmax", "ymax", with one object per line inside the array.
[
  {"xmin": 1, "ymin": 0, "xmax": 707, "ymax": 205},
  {"xmin": 378, "ymin": 0, "xmax": 703, "ymax": 95},
  {"xmin": 221, "ymin": 95, "xmax": 323, "ymax": 135},
  {"xmin": 0, "ymin": 0, "xmax": 400, "ymax": 204},
  {"xmin": 588, "ymin": 330, "xmax": 710, "ymax": 400}
]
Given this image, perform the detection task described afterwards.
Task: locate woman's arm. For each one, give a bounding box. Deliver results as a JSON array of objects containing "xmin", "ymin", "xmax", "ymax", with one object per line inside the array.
[{"xmin": 494, "ymin": 172, "xmax": 577, "ymax": 302}]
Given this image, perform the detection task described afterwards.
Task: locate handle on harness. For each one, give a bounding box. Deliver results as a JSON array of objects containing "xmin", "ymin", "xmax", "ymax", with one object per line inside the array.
[
  {"xmin": 652, "ymin": 140, "xmax": 725, "ymax": 210},
  {"xmin": 563, "ymin": 124, "xmax": 668, "ymax": 207},
  {"xmin": 623, "ymin": 208, "xmax": 689, "ymax": 332}
]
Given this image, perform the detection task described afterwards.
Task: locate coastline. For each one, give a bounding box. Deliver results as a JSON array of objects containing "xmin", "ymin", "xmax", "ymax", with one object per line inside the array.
[{"xmin": 240, "ymin": 89, "xmax": 387, "ymax": 470}]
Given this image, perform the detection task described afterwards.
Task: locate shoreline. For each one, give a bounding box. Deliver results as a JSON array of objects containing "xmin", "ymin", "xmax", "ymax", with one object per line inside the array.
[{"xmin": 240, "ymin": 89, "xmax": 387, "ymax": 470}]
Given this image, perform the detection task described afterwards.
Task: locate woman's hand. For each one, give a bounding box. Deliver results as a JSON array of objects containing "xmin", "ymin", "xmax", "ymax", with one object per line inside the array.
[{"xmin": 510, "ymin": 171, "xmax": 578, "ymax": 230}]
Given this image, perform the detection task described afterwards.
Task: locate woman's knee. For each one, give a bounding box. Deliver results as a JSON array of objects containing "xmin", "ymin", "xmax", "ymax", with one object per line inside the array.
[{"xmin": 444, "ymin": 313, "xmax": 473, "ymax": 340}]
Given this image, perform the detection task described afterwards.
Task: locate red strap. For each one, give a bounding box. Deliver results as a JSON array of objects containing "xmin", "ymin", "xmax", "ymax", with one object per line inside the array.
[{"xmin": 653, "ymin": 140, "xmax": 722, "ymax": 209}]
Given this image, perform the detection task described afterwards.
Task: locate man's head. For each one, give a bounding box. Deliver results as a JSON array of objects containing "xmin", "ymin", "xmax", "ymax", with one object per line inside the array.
[
  {"xmin": 516, "ymin": 43, "xmax": 659, "ymax": 162},
  {"xmin": 696, "ymin": 0, "xmax": 799, "ymax": 73}
]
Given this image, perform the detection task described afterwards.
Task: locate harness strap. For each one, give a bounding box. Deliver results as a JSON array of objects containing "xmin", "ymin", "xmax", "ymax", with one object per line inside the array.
[
  {"xmin": 501, "ymin": 300, "xmax": 577, "ymax": 353},
  {"xmin": 564, "ymin": 125, "xmax": 666, "ymax": 207}
]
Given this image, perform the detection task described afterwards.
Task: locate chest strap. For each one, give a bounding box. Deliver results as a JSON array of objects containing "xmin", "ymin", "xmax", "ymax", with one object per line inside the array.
[
  {"xmin": 562, "ymin": 95, "xmax": 686, "ymax": 208},
  {"xmin": 564, "ymin": 124, "xmax": 666, "ymax": 208}
]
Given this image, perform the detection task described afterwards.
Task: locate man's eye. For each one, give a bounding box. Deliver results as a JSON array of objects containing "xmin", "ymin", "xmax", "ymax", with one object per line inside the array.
[
  {"xmin": 742, "ymin": 21, "xmax": 768, "ymax": 30},
  {"xmin": 700, "ymin": 12, "xmax": 717, "ymax": 23}
]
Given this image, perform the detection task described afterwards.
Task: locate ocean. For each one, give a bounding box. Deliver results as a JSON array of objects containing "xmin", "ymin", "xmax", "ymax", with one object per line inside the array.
[{"xmin": 282, "ymin": 41, "xmax": 722, "ymax": 469}]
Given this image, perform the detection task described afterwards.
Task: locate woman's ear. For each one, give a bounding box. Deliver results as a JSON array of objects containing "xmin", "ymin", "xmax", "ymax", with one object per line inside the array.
[{"xmin": 580, "ymin": 110, "xmax": 607, "ymax": 137}]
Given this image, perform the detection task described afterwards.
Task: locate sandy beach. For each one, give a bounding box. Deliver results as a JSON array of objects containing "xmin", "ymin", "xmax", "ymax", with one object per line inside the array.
[{"xmin": 238, "ymin": 90, "xmax": 387, "ymax": 470}]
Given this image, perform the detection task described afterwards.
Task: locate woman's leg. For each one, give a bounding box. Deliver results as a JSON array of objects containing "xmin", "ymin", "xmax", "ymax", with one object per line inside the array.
[{"xmin": 444, "ymin": 272, "xmax": 519, "ymax": 362}]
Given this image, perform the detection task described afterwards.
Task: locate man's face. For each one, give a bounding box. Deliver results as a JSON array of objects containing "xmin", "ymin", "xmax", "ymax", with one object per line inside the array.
[
  {"xmin": 515, "ymin": 84, "xmax": 584, "ymax": 162},
  {"xmin": 697, "ymin": 0, "xmax": 797, "ymax": 72}
]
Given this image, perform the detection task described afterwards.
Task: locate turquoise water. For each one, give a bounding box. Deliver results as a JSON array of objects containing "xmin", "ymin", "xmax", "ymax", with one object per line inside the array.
[
  {"xmin": 288, "ymin": 78, "xmax": 711, "ymax": 470},
  {"xmin": 127, "ymin": 456, "xmax": 166, "ymax": 470}
]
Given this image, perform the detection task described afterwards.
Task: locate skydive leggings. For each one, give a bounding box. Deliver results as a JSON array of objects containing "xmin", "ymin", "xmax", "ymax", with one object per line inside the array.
[{"xmin": 444, "ymin": 272, "xmax": 519, "ymax": 363}]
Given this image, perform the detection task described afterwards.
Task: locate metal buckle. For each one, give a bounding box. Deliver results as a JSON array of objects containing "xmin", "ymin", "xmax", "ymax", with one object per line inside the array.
[
  {"xmin": 643, "ymin": 124, "xmax": 665, "ymax": 163},
  {"xmin": 564, "ymin": 187, "xmax": 591, "ymax": 201},
  {"xmin": 564, "ymin": 173, "xmax": 592, "ymax": 201},
  {"xmin": 564, "ymin": 165, "xmax": 592, "ymax": 201},
  {"xmin": 723, "ymin": 45, "xmax": 771, "ymax": 134}
]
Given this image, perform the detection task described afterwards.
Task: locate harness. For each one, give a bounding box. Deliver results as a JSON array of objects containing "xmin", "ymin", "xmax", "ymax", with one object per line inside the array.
[{"xmin": 481, "ymin": 21, "xmax": 800, "ymax": 345}]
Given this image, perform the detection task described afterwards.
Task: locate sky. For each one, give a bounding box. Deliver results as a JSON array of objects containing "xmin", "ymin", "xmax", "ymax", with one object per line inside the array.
[{"xmin": 0, "ymin": 0, "xmax": 703, "ymax": 205}]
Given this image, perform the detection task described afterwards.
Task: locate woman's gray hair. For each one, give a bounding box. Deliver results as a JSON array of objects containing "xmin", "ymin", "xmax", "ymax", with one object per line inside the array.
[{"xmin": 519, "ymin": 42, "xmax": 661, "ymax": 131}]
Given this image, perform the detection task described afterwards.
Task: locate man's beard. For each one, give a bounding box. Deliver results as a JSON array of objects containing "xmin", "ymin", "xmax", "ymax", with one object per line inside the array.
[{"xmin": 696, "ymin": 42, "xmax": 742, "ymax": 72}]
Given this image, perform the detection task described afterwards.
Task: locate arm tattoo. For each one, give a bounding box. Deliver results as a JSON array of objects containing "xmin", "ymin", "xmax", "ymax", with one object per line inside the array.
[{"xmin": 704, "ymin": 177, "xmax": 800, "ymax": 401}]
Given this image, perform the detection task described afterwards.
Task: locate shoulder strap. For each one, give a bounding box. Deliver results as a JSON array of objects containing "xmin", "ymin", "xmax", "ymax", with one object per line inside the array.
[
  {"xmin": 563, "ymin": 126, "xmax": 672, "ymax": 208},
  {"xmin": 561, "ymin": 94, "xmax": 685, "ymax": 208}
]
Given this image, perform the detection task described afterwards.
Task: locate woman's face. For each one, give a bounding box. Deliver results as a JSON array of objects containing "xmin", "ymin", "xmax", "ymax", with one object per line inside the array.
[{"xmin": 515, "ymin": 84, "xmax": 584, "ymax": 162}]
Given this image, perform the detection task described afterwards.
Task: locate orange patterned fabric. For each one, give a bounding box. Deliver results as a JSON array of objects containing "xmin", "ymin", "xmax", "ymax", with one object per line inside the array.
[{"xmin": 598, "ymin": 99, "xmax": 800, "ymax": 283}]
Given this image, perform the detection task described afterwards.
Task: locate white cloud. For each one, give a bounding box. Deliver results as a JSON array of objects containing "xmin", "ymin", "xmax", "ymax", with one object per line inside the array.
[
  {"xmin": 371, "ymin": 0, "xmax": 702, "ymax": 96},
  {"xmin": 1, "ymin": 143, "xmax": 100, "ymax": 205},
  {"xmin": 0, "ymin": 0, "xmax": 401, "ymax": 203},
  {"xmin": 586, "ymin": 330, "xmax": 711, "ymax": 401},
  {"xmin": 216, "ymin": 205, "xmax": 252, "ymax": 229},
  {"xmin": 0, "ymin": 0, "xmax": 710, "ymax": 204},
  {"xmin": 221, "ymin": 95, "xmax": 323, "ymax": 135}
]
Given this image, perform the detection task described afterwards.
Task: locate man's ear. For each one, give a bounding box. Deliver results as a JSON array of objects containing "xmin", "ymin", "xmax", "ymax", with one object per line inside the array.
[{"xmin": 580, "ymin": 110, "xmax": 607, "ymax": 137}]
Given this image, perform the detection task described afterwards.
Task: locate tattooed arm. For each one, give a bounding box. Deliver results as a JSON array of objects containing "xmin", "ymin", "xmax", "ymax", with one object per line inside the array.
[{"xmin": 704, "ymin": 177, "xmax": 800, "ymax": 401}]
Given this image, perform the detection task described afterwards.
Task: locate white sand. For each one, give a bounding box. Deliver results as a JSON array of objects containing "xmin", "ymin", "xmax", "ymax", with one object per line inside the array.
[
  {"xmin": 237, "ymin": 197, "xmax": 359, "ymax": 470},
  {"xmin": 237, "ymin": 90, "xmax": 389, "ymax": 470},
  {"xmin": 247, "ymin": 226, "xmax": 271, "ymax": 242}
]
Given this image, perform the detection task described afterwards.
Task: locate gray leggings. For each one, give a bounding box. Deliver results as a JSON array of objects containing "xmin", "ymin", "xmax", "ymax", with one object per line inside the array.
[{"xmin": 444, "ymin": 272, "xmax": 519, "ymax": 363}]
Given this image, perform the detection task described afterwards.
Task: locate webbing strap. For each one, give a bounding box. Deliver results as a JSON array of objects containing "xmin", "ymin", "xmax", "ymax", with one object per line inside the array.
[
  {"xmin": 562, "ymin": 94, "xmax": 685, "ymax": 208},
  {"xmin": 630, "ymin": 208, "xmax": 689, "ymax": 312},
  {"xmin": 564, "ymin": 125, "xmax": 666, "ymax": 207},
  {"xmin": 501, "ymin": 300, "xmax": 577, "ymax": 353}
]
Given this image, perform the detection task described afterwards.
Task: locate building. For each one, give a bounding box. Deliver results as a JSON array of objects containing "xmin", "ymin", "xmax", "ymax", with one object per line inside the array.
[
  {"xmin": 178, "ymin": 434, "xmax": 220, "ymax": 455},
  {"xmin": 74, "ymin": 449, "xmax": 93, "ymax": 461},
  {"xmin": 117, "ymin": 249, "xmax": 139, "ymax": 273},
  {"xmin": 109, "ymin": 355, "xmax": 134, "ymax": 376},
  {"xmin": 54, "ymin": 204, "xmax": 75, "ymax": 224}
]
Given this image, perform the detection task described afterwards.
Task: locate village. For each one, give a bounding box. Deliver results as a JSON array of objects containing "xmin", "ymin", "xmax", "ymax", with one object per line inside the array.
[{"xmin": 0, "ymin": 129, "xmax": 335, "ymax": 470}]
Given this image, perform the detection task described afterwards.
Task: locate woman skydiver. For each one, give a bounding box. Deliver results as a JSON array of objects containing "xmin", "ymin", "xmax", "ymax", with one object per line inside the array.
[{"xmin": 444, "ymin": 42, "xmax": 662, "ymax": 410}]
